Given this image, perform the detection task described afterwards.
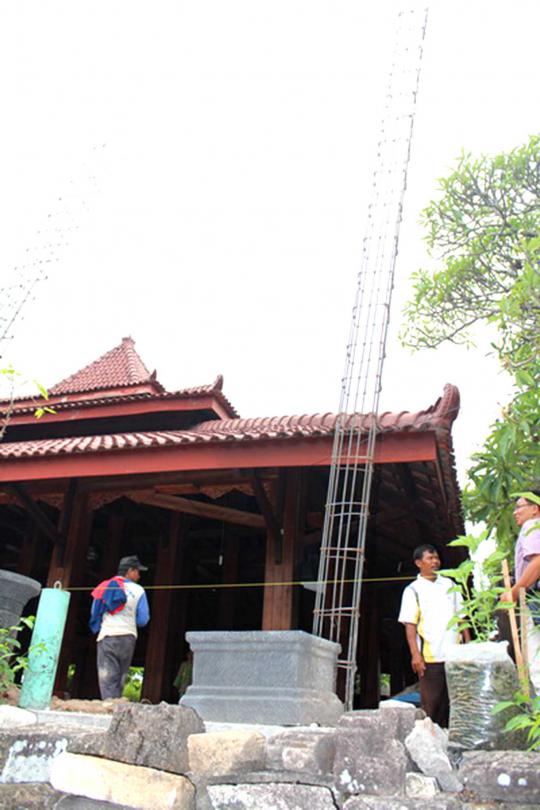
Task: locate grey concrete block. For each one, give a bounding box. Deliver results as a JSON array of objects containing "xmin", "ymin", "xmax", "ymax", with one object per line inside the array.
[
  {"xmin": 459, "ymin": 750, "xmax": 540, "ymax": 804},
  {"xmin": 0, "ymin": 570, "xmax": 41, "ymax": 629},
  {"xmin": 266, "ymin": 728, "xmax": 336, "ymax": 775},
  {"xmin": 180, "ymin": 631, "xmax": 343, "ymax": 726},
  {"xmin": 206, "ymin": 782, "xmax": 337, "ymax": 809},
  {"xmin": 102, "ymin": 702, "xmax": 204, "ymax": 773}
]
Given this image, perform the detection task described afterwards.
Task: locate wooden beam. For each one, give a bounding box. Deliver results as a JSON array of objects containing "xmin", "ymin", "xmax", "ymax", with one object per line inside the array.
[
  {"xmin": 0, "ymin": 432, "xmax": 439, "ymax": 483},
  {"xmin": 128, "ymin": 491, "xmax": 265, "ymax": 529},
  {"xmin": 7, "ymin": 482, "xmax": 62, "ymax": 544},
  {"xmin": 251, "ymin": 471, "xmax": 283, "ymax": 563}
]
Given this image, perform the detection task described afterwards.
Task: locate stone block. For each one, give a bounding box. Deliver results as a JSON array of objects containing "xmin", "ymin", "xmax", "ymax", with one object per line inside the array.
[
  {"xmin": 0, "ymin": 783, "xmax": 65, "ymax": 808},
  {"xmin": 405, "ymin": 718, "xmax": 463, "ymax": 793},
  {"xmin": 50, "ymin": 752, "xmax": 195, "ymax": 809},
  {"xmin": 66, "ymin": 729, "xmax": 107, "ymax": 757},
  {"xmin": 188, "ymin": 730, "xmax": 265, "ymax": 776},
  {"xmin": 206, "ymin": 782, "xmax": 337, "ymax": 809},
  {"xmin": 0, "ymin": 727, "xmax": 70, "ymax": 783},
  {"xmin": 339, "ymin": 706, "xmax": 415, "ymax": 743},
  {"xmin": 405, "ymin": 771, "xmax": 439, "ymax": 798},
  {"xmin": 102, "ymin": 701, "xmax": 204, "ymax": 773},
  {"xmin": 459, "ymin": 750, "xmax": 540, "ymax": 804},
  {"xmin": 266, "ymin": 728, "xmax": 336, "ymax": 775},
  {"xmin": 180, "ymin": 630, "xmax": 343, "ymax": 726},
  {"xmin": 343, "ymin": 798, "xmax": 461, "ymax": 809},
  {"xmin": 334, "ymin": 732, "xmax": 407, "ymax": 796},
  {"xmin": 0, "ymin": 705, "xmax": 37, "ymax": 728}
]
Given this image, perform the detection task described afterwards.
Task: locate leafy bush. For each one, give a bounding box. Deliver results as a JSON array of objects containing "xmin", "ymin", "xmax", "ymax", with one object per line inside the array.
[
  {"xmin": 441, "ymin": 532, "xmax": 507, "ymax": 642},
  {"xmin": 0, "ymin": 616, "xmax": 36, "ymax": 701},
  {"xmin": 123, "ymin": 667, "xmax": 144, "ymax": 702},
  {"xmin": 493, "ymin": 692, "xmax": 540, "ymax": 750}
]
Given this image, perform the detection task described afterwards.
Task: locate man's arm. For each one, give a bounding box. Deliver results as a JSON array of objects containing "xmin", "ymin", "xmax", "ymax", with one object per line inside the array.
[
  {"xmin": 403, "ymin": 622, "xmax": 426, "ymax": 678},
  {"xmin": 89, "ymin": 599, "xmax": 103, "ymax": 635},
  {"xmin": 501, "ymin": 554, "xmax": 540, "ymax": 602},
  {"xmin": 136, "ymin": 591, "xmax": 150, "ymax": 627}
]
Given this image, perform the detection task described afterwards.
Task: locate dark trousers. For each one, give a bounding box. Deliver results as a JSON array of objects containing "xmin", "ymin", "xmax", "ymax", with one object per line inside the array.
[
  {"xmin": 96, "ymin": 634, "xmax": 136, "ymax": 699},
  {"xmin": 420, "ymin": 662, "xmax": 449, "ymax": 728}
]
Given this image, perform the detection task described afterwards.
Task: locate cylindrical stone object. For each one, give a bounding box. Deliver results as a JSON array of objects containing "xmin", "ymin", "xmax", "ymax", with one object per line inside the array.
[
  {"xmin": 0, "ymin": 570, "xmax": 41, "ymax": 629},
  {"xmin": 18, "ymin": 587, "xmax": 71, "ymax": 710}
]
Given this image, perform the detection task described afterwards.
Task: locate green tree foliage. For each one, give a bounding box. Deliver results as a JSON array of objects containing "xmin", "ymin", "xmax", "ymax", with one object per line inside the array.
[{"xmin": 402, "ymin": 136, "xmax": 540, "ymax": 551}]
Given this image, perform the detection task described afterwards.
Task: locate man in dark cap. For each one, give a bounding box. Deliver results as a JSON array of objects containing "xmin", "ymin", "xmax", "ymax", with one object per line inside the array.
[{"xmin": 90, "ymin": 555, "xmax": 150, "ymax": 700}]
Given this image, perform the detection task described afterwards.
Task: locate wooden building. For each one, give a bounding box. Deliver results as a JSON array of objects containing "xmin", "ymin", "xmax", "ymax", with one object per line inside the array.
[{"xmin": 0, "ymin": 338, "xmax": 464, "ymax": 705}]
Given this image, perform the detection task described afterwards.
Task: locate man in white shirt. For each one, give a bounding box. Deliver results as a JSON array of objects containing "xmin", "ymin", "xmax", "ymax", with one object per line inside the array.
[
  {"xmin": 398, "ymin": 544, "xmax": 468, "ymax": 727},
  {"xmin": 90, "ymin": 555, "xmax": 150, "ymax": 700}
]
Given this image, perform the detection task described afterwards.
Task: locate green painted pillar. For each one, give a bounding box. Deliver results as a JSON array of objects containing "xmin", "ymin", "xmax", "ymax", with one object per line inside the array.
[{"xmin": 19, "ymin": 586, "xmax": 71, "ymax": 711}]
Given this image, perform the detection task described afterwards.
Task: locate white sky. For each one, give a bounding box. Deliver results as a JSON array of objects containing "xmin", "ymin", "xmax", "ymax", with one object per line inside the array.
[{"xmin": 1, "ymin": 0, "xmax": 537, "ymax": 484}]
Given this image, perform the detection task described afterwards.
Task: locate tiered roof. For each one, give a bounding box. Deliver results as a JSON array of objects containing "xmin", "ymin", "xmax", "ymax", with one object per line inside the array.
[{"xmin": 49, "ymin": 336, "xmax": 163, "ymax": 396}]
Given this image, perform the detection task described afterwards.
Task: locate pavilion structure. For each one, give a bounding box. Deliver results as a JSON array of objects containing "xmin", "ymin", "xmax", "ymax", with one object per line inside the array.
[{"xmin": 0, "ymin": 338, "xmax": 465, "ymax": 705}]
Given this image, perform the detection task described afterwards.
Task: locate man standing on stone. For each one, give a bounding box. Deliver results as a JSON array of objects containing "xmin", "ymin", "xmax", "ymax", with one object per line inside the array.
[
  {"xmin": 90, "ymin": 555, "xmax": 150, "ymax": 699},
  {"xmin": 500, "ymin": 489, "xmax": 540, "ymax": 693},
  {"xmin": 398, "ymin": 544, "xmax": 468, "ymax": 727}
]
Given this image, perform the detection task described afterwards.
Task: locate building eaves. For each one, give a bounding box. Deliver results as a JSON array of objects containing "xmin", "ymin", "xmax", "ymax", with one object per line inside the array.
[{"xmin": 0, "ymin": 384, "xmax": 459, "ymax": 460}]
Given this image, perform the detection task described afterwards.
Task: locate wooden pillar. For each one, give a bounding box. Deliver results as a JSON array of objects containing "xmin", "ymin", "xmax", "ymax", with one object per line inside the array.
[
  {"xmin": 101, "ymin": 513, "xmax": 125, "ymax": 576},
  {"xmin": 47, "ymin": 484, "xmax": 93, "ymax": 695},
  {"xmin": 142, "ymin": 514, "xmax": 186, "ymax": 703},
  {"xmin": 262, "ymin": 469, "xmax": 302, "ymax": 630},
  {"xmin": 356, "ymin": 583, "xmax": 380, "ymax": 709},
  {"xmin": 218, "ymin": 532, "xmax": 239, "ymax": 630},
  {"xmin": 18, "ymin": 521, "xmax": 45, "ymax": 581}
]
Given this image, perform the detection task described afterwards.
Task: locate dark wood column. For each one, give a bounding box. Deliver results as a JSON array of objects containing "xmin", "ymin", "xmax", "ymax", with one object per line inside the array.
[
  {"xmin": 142, "ymin": 513, "xmax": 187, "ymax": 703},
  {"xmin": 218, "ymin": 531, "xmax": 239, "ymax": 630},
  {"xmin": 262, "ymin": 469, "xmax": 302, "ymax": 631},
  {"xmin": 18, "ymin": 521, "xmax": 45, "ymax": 580},
  {"xmin": 356, "ymin": 582, "xmax": 381, "ymax": 708},
  {"xmin": 47, "ymin": 483, "xmax": 94, "ymax": 694}
]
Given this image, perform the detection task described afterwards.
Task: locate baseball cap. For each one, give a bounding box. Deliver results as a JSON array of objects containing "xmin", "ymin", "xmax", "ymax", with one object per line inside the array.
[{"xmin": 118, "ymin": 555, "xmax": 148, "ymax": 572}]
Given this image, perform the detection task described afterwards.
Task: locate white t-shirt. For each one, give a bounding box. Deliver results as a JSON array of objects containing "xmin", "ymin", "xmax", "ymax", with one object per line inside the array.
[
  {"xmin": 97, "ymin": 580, "xmax": 146, "ymax": 642},
  {"xmin": 398, "ymin": 574, "xmax": 462, "ymax": 663}
]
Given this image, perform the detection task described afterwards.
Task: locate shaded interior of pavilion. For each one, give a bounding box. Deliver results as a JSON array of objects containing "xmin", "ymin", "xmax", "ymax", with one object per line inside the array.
[{"xmin": 0, "ymin": 458, "xmax": 464, "ymax": 708}]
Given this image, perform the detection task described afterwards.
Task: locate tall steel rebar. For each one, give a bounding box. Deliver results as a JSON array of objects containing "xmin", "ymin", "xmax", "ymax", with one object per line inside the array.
[{"xmin": 313, "ymin": 6, "xmax": 430, "ymax": 710}]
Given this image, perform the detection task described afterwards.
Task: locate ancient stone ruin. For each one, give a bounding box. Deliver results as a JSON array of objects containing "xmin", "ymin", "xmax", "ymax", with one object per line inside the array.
[{"xmin": 1, "ymin": 701, "xmax": 539, "ymax": 809}]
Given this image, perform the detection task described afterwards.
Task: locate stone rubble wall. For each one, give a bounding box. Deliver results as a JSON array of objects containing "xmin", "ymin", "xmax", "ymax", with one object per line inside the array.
[{"xmin": 0, "ymin": 702, "xmax": 539, "ymax": 809}]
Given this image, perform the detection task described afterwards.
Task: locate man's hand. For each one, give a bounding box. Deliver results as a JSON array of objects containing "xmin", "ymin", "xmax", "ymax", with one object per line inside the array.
[
  {"xmin": 499, "ymin": 590, "xmax": 515, "ymax": 603},
  {"xmin": 411, "ymin": 652, "xmax": 426, "ymax": 678}
]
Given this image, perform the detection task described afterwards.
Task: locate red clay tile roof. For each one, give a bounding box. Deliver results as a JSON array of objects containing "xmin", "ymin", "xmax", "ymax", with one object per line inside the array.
[
  {"xmin": 6, "ymin": 376, "xmax": 238, "ymax": 420},
  {"xmin": 49, "ymin": 337, "xmax": 164, "ymax": 396},
  {"xmin": 0, "ymin": 384, "xmax": 460, "ymax": 459}
]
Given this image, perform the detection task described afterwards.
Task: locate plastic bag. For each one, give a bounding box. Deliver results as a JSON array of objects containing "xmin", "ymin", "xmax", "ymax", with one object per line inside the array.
[{"xmin": 445, "ymin": 641, "xmax": 527, "ymax": 751}]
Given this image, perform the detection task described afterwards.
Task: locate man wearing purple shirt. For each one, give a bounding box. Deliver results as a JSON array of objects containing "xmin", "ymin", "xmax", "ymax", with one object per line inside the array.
[{"xmin": 500, "ymin": 489, "xmax": 540, "ymax": 692}]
